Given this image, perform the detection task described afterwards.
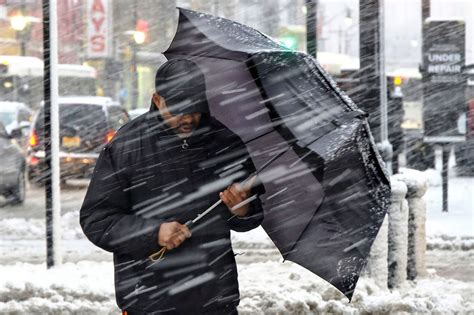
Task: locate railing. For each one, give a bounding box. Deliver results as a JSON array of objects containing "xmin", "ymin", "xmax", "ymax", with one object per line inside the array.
[{"xmin": 364, "ymin": 170, "xmax": 428, "ymax": 289}]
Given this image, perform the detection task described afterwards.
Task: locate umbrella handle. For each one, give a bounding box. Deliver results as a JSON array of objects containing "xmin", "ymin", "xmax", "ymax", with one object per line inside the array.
[
  {"xmin": 185, "ymin": 220, "xmax": 194, "ymax": 229},
  {"xmin": 149, "ymin": 246, "xmax": 167, "ymax": 262},
  {"xmin": 149, "ymin": 220, "xmax": 194, "ymax": 262},
  {"xmin": 148, "ymin": 175, "xmax": 259, "ymax": 263}
]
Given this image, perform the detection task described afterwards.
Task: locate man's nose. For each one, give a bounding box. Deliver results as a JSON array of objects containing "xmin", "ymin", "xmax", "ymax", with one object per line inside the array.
[{"xmin": 180, "ymin": 115, "xmax": 194, "ymax": 123}]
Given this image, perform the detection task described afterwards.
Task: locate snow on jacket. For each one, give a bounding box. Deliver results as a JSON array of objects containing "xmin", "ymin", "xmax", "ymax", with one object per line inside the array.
[{"xmin": 80, "ymin": 106, "xmax": 264, "ymax": 314}]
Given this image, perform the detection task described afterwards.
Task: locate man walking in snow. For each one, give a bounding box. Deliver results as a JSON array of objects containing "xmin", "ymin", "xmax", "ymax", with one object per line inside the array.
[{"xmin": 80, "ymin": 59, "xmax": 264, "ymax": 314}]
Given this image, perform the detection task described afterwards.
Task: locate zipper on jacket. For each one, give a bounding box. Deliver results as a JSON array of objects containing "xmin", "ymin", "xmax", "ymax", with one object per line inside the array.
[{"xmin": 181, "ymin": 139, "xmax": 189, "ymax": 150}]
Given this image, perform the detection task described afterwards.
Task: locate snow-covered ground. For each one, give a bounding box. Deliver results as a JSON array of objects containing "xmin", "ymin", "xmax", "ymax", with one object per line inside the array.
[
  {"xmin": 1, "ymin": 260, "xmax": 473, "ymax": 314},
  {"xmin": 0, "ymin": 169, "xmax": 473, "ymax": 314}
]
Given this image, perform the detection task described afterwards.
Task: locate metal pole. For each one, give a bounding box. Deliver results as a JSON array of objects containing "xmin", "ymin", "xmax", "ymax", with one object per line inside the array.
[
  {"xmin": 131, "ymin": 42, "xmax": 138, "ymax": 110},
  {"xmin": 306, "ymin": 0, "xmax": 318, "ymax": 57},
  {"xmin": 378, "ymin": 0, "xmax": 392, "ymax": 175},
  {"xmin": 43, "ymin": 0, "xmax": 62, "ymax": 269},
  {"xmin": 422, "ymin": 1, "xmax": 447, "ymax": 212},
  {"xmin": 131, "ymin": 0, "xmax": 138, "ymax": 110},
  {"xmin": 379, "ymin": 0, "xmax": 388, "ymax": 144},
  {"xmin": 20, "ymin": 38, "xmax": 26, "ymax": 57},
  {"xmin": 359, "ymin": 0, "xmax": 381, "ymax": 142},
  {"xmin": 422, "ymin": 0, "xmax": 430, "ymax": 23},
  {"xmin": 20, "ymin": 0, "xmax": 26, "ymax": 56},
  {"xmin": 359, "ymin": 0, "xmax": 392, "ymax": 174},
  {"xmin": 442, "ymin": 146, "xmax": 450, "ymax": 212}
]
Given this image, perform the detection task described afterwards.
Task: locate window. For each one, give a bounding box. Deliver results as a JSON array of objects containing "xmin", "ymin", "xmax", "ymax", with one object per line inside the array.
[
  {"xmin": 18, "ymin": 110, "xmax": 31, "ymax": 123},
  {"xmin": 0, "ymin": 122, "xmax": 8, "ymax": 138},
  {"xmin": 0, "ymin": 111, "xmax": 15, "ymax": 127},
  {"xmin": 35, "ymin": 104, "xmax": 107, "ymax": 137},
  {"xmin": 59, "ymin": 77, "xmax": 96, "ymax": 96},
  {"xmin": 108, "ymin": 106, "xmax": 129, "ymax": 131},
  {"xmin": 0, "ymin": 77, "xmax": 15, "ymax": 102}
]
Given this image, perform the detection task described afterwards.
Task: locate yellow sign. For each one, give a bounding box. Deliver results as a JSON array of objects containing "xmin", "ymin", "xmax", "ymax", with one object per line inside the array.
[{"xmin": 62, "ymin": 136, "xmax": 81, "ymax": 148}]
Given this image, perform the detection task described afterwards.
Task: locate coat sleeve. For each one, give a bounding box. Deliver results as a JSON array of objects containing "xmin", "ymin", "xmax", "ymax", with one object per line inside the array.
[
  {"xmin": 207, "ymin": 116, "xmax": 265, "ymax": 232},
  {"xmin": 80, "ymin": 146, "xmax": 162, "ymax": 257}
]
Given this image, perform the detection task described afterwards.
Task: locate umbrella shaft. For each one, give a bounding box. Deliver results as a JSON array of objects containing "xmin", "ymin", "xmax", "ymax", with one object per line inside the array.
[{"xmin": 191, "ymin": 199, "xmax": 223, "ymax": 225}]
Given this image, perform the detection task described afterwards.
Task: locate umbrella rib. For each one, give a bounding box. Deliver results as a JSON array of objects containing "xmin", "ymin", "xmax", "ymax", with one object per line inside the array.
[{"xmin": 282, "ymin": 194, "xmax": 326, "ymax": 261}]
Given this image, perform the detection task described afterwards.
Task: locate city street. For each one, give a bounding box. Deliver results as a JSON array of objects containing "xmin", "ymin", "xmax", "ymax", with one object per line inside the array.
[{"xmin": 0, "ymin": 180, "xmax": 88, "ymax": 220}]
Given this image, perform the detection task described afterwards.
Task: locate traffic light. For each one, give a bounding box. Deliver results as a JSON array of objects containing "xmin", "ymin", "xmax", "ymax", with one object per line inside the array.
[
  {"xmin": 279, "ymin": 35, "xmax": 298, "ymax": 50},
  {"xmin": 277, "ymin": 25, "xmax": 305, "ymax": 51},
  {"xmin": 134, "ymin": 20, "xmax": 148, "ymax": 44}
]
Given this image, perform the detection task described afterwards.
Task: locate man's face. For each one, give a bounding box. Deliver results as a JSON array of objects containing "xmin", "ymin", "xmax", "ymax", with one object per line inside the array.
[{"xmin": 153, "ymin": 93, "xmax": 202, "ymax": 136}]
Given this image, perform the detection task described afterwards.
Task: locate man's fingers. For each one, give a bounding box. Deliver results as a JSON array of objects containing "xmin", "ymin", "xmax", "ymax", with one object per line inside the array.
[
  {"xmin": 230, "ymin": 185, "xmax": 249, "ymax": 206},
  {"xmin": 243, "ymin": 176, "xmax": 257, "ymax": 193},
  {"xmin": 229, "ymin": 185, "xmax": 241, "ymax": 197},
  {"xmin": 171, "ymin": 227, "xmax": 191, "ymax": 249},
  {"xmin": 177, "ymin": 231, "xmax": 187, "ymax": 242},
  {"xmin": 231, "ymin": 185, "xmax": 245, "ymax": 199},
  {"xmin": 226, "ymin": 189, "xmax": 240, "ymax": 206},
  {"xmin": 231, "ymin": 183, "xmax": 243, "ymax": 193},
  {"xmin": 230, "ymin": 184, "xmax": 248, "ymax": 201},
  {"xmin": 182, "ymin": 226, "xmax": 192, "ymax": 239},
  {"xmin": 166, "ymin": 237, "xmax": 181, "ymax": 250},
  {"xmin": 220, "ymin": 190, "xmax": 231, "ymax": 206},
  {"xmin": 172, "ymin": 238, "xmax": 181, "ymax": 249},
  {"xmin": 160, "ymin": 222, "xmax": 192, "ymax": 251}
]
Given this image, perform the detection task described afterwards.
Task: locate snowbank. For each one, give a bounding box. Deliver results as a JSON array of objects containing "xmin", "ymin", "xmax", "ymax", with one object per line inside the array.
[
  {"xmin": 239, "ymin": 262, "xmax": 474, "ymax": 314},
  {"xmin": 231, "ymin": 225, "xmax": 274, "ymax": 249},
  {"xmin": 427, "ymin": 234, "xmax": 474, "ymax": 251},
  {"xmin": 0, "ymin": 262, "xmax": 118, "ymax": 314},
  {"xmin": 0, "ymin": 211, "xmax": 83, "ymax": 241},
  {"xmin": 1, "ymin": 261, "xmax": 473, "ymax": 315}
]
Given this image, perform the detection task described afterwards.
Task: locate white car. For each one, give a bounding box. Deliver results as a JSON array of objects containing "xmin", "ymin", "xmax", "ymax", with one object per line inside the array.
[
  {"xmin": 0, "ymin": 102, "xmax": 33, "ymax": 149},
  {"xmin": 128, "ymin": 108, "xmax": 148, "ymax": 120}
]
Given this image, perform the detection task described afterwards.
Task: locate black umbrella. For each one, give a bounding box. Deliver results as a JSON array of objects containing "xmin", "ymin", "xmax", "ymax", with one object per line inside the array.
[{"xmin": 162, "ymin": 8, "xmax": 391, "ymax": 301}]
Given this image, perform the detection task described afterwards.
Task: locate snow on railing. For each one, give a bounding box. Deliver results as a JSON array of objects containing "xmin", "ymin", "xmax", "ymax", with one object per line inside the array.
[
  {"xmin": 362, "ymin": 215, "xmax": 388, "ymax": 289},
  {"xmin": 364, "ymin": 170, "xmax": 428, "ymax": 289},
  {"xmin": 393, "ymin": 172, "xmax": 428, "ymax": 280},
  {"xmin": 387, "ymin": 178, "xmax": 409, "ymax": 289}
]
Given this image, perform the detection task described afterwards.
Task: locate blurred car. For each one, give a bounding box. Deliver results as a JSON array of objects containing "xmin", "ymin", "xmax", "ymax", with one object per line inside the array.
[
  {"xmin": 0, "ymin": 120, "xmax": 26, "ymax": 205},
  {"xmin": 128, "ymin": 108, "xmax": 148, "ymax": 120},
  {"xmin": 0, "ymin": 101, "xmax": 33, "ymax": 149},
  {"xmin": 28, "ymin": 97, "xmax": 129, "ymax": 183}
]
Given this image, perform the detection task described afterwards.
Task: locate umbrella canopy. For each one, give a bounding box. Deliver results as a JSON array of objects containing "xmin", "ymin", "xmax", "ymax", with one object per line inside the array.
[{"xmin": 164, "ymin": 8, "xmax": 391, "ymax": 301}]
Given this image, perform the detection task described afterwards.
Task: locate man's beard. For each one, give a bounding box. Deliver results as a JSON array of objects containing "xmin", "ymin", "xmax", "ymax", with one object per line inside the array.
[{"xmin": 178, "ymin": 122, "xmax": 195, "ymax": 134}]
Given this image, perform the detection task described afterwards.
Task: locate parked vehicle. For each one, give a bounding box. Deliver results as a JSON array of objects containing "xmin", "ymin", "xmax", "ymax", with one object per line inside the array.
[
  {"xmin": 27, "ymin": 97, "xmax": 129, "ymax": 183},
  {"xmin": 0, "ymin": 55, "xmax": 97, "ymax": 109},
  {"xmin": 128, "ymin": 108, "xmax": 148, "ymax": 120},
  {"xmin": 0, "ymin": 101, "xmax": 33, "ymax": 150},
  {"xmin": 0, "ymin": 120, "xmax": 26, "ymax": 205}
]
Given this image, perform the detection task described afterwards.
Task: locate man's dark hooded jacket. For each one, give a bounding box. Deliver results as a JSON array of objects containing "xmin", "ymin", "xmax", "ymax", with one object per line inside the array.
[{"xmin": 80, "ymin": 104, "xmax": 264, "ymax": 314}]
